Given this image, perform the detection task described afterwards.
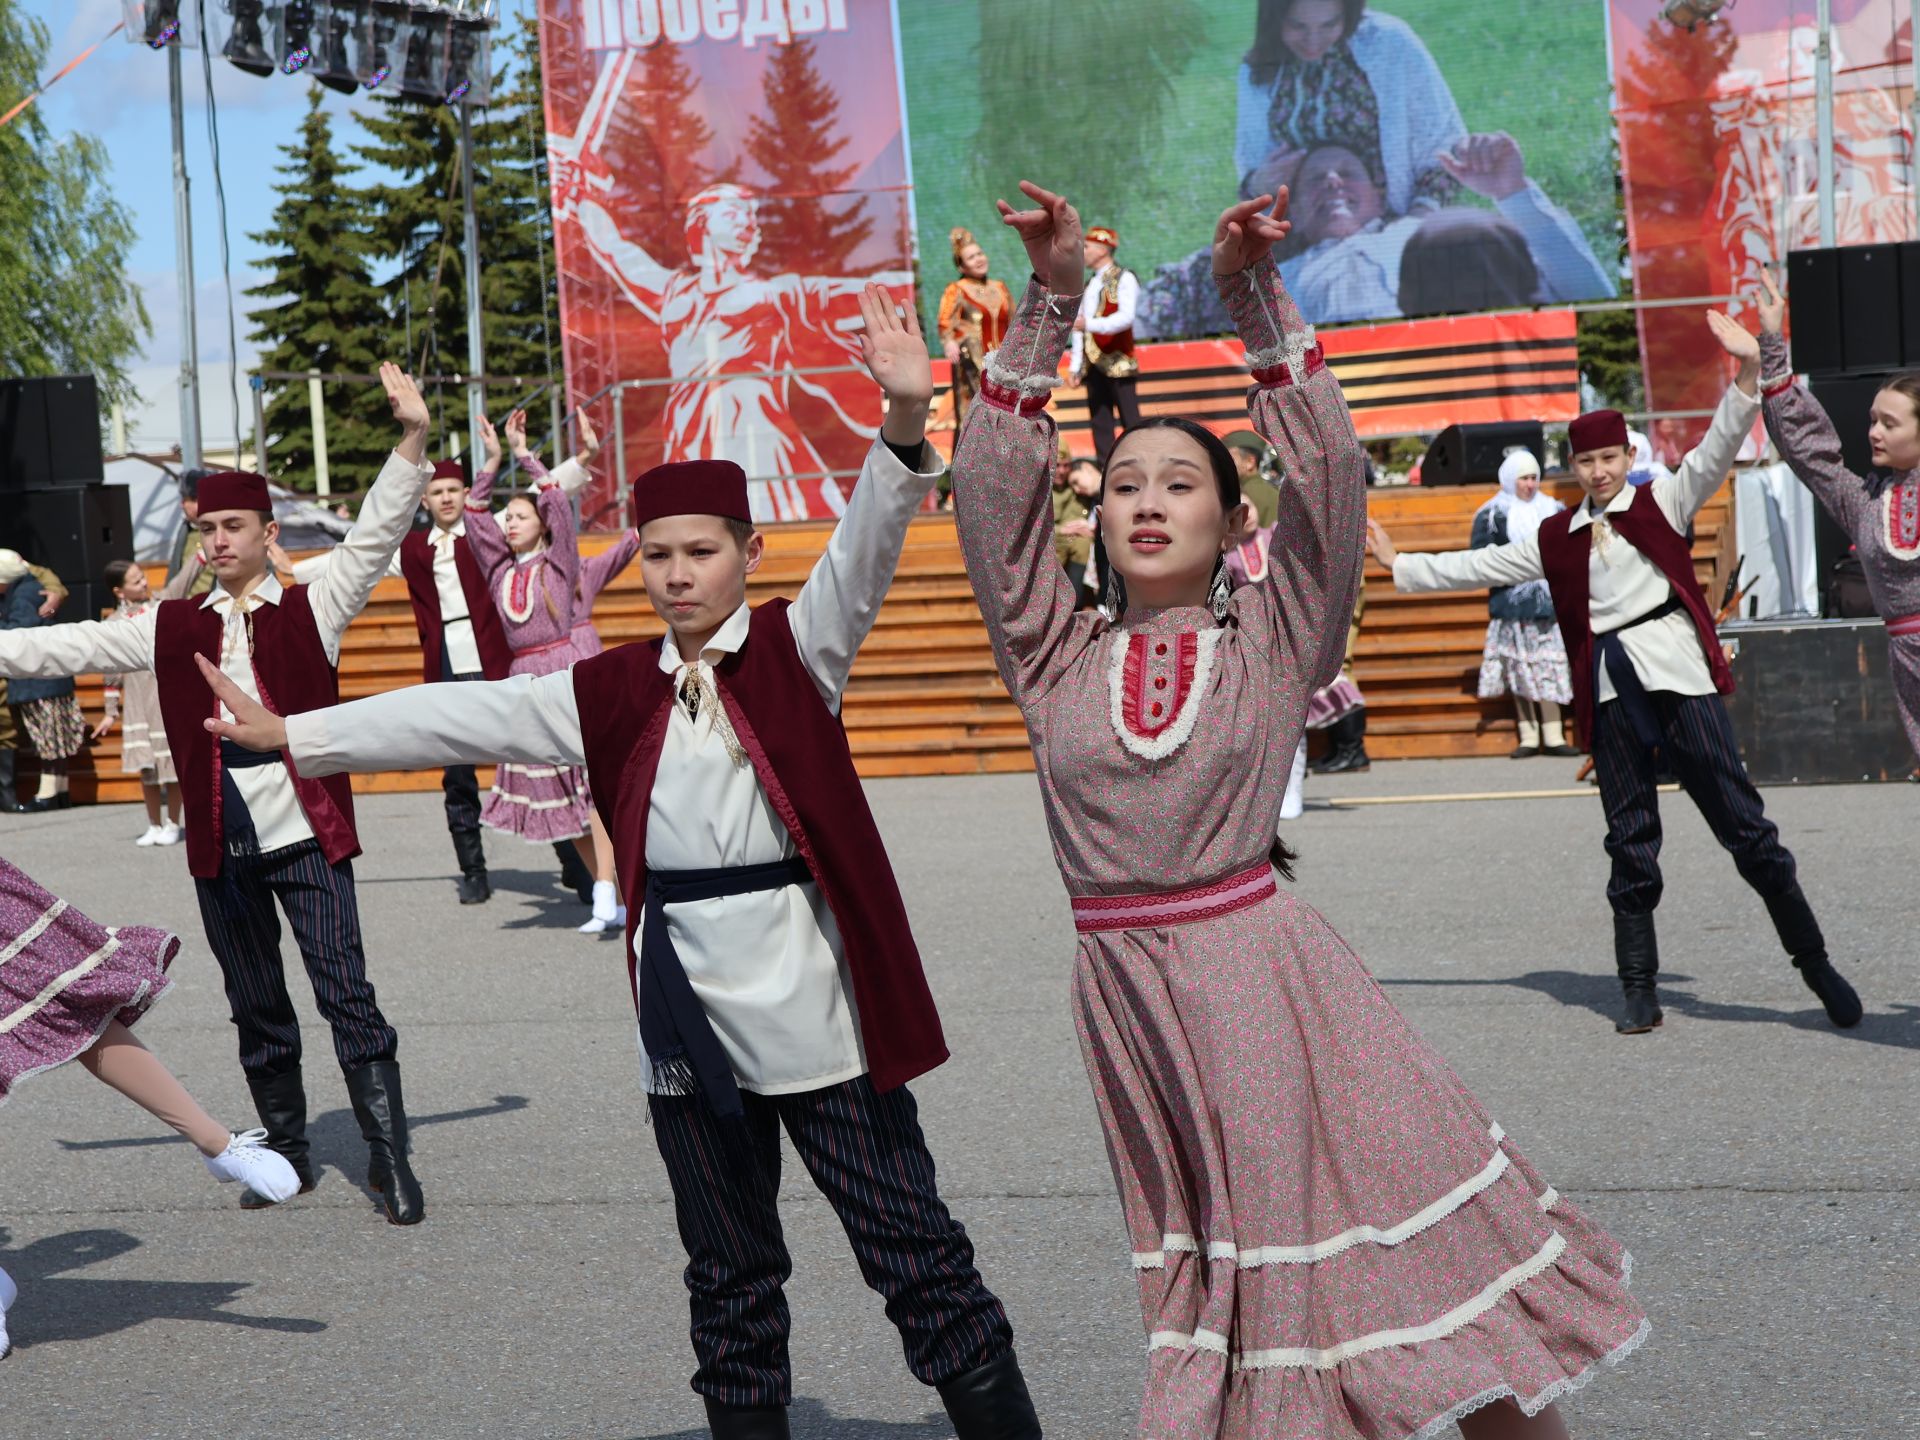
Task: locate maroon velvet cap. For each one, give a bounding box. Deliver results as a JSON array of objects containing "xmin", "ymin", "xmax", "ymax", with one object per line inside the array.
[
  {"xmin": 632, "ymin": 459, "xmax": 752, "ymax": 530},
  {"xmin": 1567, "ymin": 409, "xmax": 1629, "ymax": 456},
  {"xmin": 431, "ymin": 459, "xmax": 468, "ymax": 483},
  {"xmin": 196, "ymin": 471, "xmax": 272, "ymax": 514}
]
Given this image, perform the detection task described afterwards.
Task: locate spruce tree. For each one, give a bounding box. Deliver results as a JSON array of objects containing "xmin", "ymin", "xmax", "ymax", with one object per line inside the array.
[
  {"xmin": 620, "ymin": 33, "xmax": 726, "ymax": 271},
  {"xmin": 245, "ymin": 88, "xmax": 389, "ymax": 491},
  {"xmin": 0, "ymin": 2, "xmax": 149, "ymax": 419},
  {"xmin": 743, "ymin": 38, "xmax": 872, "ymax": 274}
]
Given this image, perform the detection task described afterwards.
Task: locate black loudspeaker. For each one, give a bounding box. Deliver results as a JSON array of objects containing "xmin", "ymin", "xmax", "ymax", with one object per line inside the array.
[
  {"xmin": 0, "ymin": 376, "xmax": 103, "ymax": 490},
  {"xmin": 1786, "ymin": 248, "xmax": 1844, "ymax": 374},
  {"xmin": 0, "ymin": 484, "xmax": 134, "ymax": 589},
  {"xmin": 1838, "ymin": 244, "xmax": 1905, "ymax": 372},
  {"xmin": 1723, "ymin": 618, "xmax": 1914, "ymax": 781},
  {"xmin": 1420, "ymin": 421, "xmax": 1545, "ymax": 486}
]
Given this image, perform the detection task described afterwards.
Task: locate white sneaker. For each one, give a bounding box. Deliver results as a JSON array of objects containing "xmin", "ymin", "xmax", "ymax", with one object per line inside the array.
[
  {"xmin": 155, "ymin": 822, "xmax": 183, "ymax": 846},
  {"xmin": 204, "ymin": 1129, "xmax": 301, "ymax": 1203},
  {"xmin": 0, "ymin": 1263, "xmax": 15, "ymax": 1361},
  {"xmin": 135, "ymin": 824, "xmax": 164, "ymax": 847}
]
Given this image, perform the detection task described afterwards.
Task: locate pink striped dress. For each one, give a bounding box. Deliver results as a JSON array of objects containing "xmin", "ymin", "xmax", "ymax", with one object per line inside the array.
[
  {"xmin": 464, "ymin": 468, "xmax": 594, "ymax": 843},
  {"xmin": 0, "ymin": 858, "xmax": 178, "ymax": 1105},
  {"xmin": 952, "ymin": 263, "xmax": 1647, "ymax": 1438}
]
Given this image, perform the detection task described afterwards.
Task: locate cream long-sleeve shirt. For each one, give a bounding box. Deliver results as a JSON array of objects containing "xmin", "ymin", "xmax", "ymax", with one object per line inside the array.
[
  {"xmin": 284, "ymin": 437, "xmax": 944, "ymax": 1093},
  {"xmin": 1393, "ymin": 383, "xmax": 1759, "ymax": 702},
  {"xmin": 1069, "ymin": 262, "xmax": 1140, "ymax": 372},
  {"xmin": 0, "ymin": 451, "xmax": 433, "ymax": 852},
  {"xmin": 293, "ymin": 456, "xmax": 591, "ymax": 676}
]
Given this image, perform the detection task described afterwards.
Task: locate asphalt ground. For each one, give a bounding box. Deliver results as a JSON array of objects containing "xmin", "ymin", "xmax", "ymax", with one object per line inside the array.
[{"xmin": 0, "ymin": 758, "xmax": 1914, "ymax": 1439}]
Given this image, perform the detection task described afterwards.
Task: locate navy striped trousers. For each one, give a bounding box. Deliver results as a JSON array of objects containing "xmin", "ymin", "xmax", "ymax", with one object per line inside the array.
[
  {"xmin": 193, "ymin": 839, "xmax": 397, "ymax": 1077},
  {"xmin": 648, "ymin": 1075, "xmax": 1013, "ymax": 1408},
  {"xmin": 1593, "ymin": 691, "xmax": 1798, "ymax": 915}
]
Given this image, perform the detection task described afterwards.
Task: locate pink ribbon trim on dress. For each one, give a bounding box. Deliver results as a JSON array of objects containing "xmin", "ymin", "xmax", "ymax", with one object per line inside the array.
[
  {"xmin": 1072, "ymin": 863, "xmax": 1277, "ymax": 934},
  {"xmin": 1888, "ymin": 612, "xmax": 1920, "ymax": 636}
]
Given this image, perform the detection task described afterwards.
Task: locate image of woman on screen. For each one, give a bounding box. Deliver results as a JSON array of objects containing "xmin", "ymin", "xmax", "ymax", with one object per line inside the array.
[{"xmin": 1235, "ymin": 0, "xmax": 1466, "ymax": 217}]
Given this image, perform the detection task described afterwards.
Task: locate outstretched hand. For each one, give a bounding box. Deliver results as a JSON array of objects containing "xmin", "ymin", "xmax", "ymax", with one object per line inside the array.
[
  {"xmin": 1212, "ymin": 192, "xmax": 1292, "ymax": 277},
  {"xmin": 505, "ymin": 409, "xmax": 531, "ymax": 460},
  {"xmin": 1755, "ymin": 267, "xmax": 1786, "ymax": 336},
  {"xmin": 1364, "ymin": 517, "xmax": 1398, "ymax": 569},
  {"xmin": 196, "ymin": 654, "xmax": 289, "ymax": 754},
  {"xmin": 574, "ymin": 409, "xmax": 601, "ymax": 463},
  {"xmin": 996, "ymin": 181, "xmax": 1084, "ymax": 296},
  {"xmin": 477, "ymin": 413, "xmax": 502, "ymax": 469},
  {"xmin": 381, "ymin": 362, "xmax": 429, "ymax": 464},
  {"xmin": 1706, "ymin": 309, "xmax": 1759, "ymax": 365},
  {"xmin": 856, "ymin": 285, "xmax": 933, "ymax": 445}
]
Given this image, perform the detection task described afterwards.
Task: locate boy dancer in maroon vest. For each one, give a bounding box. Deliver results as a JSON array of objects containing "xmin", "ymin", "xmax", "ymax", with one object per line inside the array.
[
  {"xmin": 0, "ymin": 363, "xmax": 436, "ymax": 1224},
  {"xmin": 204, "ymin": 290, "xmax": 1042, "ymax": 1440},
  {"xmin": 294, "ymin": 416, "xmax": 598, "ymax": 907},
  {"xmin": 1367, "ymin": 316, "xmax": 1862, "ymax": 1036}
]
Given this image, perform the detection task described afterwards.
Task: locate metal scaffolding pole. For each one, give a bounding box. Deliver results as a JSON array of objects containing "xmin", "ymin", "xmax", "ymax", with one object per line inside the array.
[
  {"xmin": 169, "ymin": 44, "xmax": 203, "ymax": 471},
  {"xmin": 1815, "ymin": 0, "xmax": 1837, "ymax": 248},
  {"xmin": 1911, "ymin": 0, "xmax": 1920, "ymax": 237},
  {"xmin": 460, "ymin": 104, "xmax": 486, "ymax": 465}
]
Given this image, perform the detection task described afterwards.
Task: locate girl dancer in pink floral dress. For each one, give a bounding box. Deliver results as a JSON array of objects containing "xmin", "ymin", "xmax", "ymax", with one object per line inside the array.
[
  {"xmin": 0, "ymin": 857, "xmax": 300, "ymax": 1358},
  {"xmin": 953, "ymin": 182, "xmax": 1647, "ymax": 1439},
  {"xmin": 1744, "ymin": 272, "xmax": 1920, "ymax": 768}
]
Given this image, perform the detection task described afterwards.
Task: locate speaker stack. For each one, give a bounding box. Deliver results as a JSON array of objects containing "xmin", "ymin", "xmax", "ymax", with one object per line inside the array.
[
  {"xmin": 1785, "ymin": 240, "xmax": 1920, "ymax": 616},
  {"xmin": 1418, "ymin": 420, "xmax": 1546, "ymax": 486},
  {"xmin": 0, "ymin": 375, "xmax": 130, "ymax": 622}
]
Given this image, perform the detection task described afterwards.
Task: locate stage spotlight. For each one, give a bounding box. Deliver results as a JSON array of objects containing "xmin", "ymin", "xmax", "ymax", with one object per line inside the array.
[
  {"xmin": 363, "ymin": 2, "xmax": 402, "ymax": 91},
  {"xmin": 1661, "ymin": 0, "xmax": 1731, "ymax": 28},
  {"xmin": 144, "ymin": 0, "xmax": 182, "ymax": 47},
  {"xmin": 444, "ymin": 14, "xmax": 490, "ymax": 105},
  {"xmin": 311, "ymin": 3, "xmax": 364, "ymax": 94},
  {"xmin": 279, "ymin": 0, "xmax": 315, "ymax": 74},
  {"xmin": 224, "ymin": 0, "xmax": 276, "ymax": 76},
  {"xmin": 401, "ymin": 11, "xmax": 446, "ymax": 99}
]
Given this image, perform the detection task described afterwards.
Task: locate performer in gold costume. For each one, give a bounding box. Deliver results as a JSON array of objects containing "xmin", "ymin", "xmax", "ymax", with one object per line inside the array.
[{"xmin": 932, "ymin": 228, "xmax": 1015, "ymax": 435}]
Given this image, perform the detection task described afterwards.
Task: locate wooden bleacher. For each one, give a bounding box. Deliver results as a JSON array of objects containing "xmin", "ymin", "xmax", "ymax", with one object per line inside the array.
[{"xmin": 40, "ymin": 477, "xmax": 1734, "ymax": 803}]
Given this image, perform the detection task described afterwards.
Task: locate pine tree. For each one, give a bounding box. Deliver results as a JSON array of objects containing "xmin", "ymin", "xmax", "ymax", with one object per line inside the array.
[
  {"xmin": 245, "ymin": 88, "xmax": 390, "ymax": 491},
  {"xmin": 0, "ymin": 3, "xmax": 150, "ymax": 420},
  {"xmin": 620, "ymin": 34, "xmax": 725, "ymax": 270},
  {"xmin": 743, "ymin": 38, "xmax": 872, "ymax": 273}
]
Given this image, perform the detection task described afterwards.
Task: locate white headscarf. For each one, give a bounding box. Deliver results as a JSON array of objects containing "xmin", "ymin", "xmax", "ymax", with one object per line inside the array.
[
  {"xmin": 1492, "ymin": 450, "xmax": 1561, "ymax": 545},
  {"xmin": 0, "ymin": 549, "xmax": 28, "ymax": 586}
]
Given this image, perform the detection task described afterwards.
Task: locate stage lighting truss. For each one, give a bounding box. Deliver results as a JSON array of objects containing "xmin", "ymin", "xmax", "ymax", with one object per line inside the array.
[
  {"xmin": 1661, "ymin": 0, "xmax": 1733, "ymax": 29},
  {"xmin": 186, "ymin": 0, "xmax": 491, "ymax": 103},
  {"xmin": 121, "ymin": 0, "xmax": 200, "ymax": 49}
]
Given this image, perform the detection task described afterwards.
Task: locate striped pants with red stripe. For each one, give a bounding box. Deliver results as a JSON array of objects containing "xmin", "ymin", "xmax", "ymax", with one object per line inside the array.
[{"xmin": 648, "ymin": 1075, "xmax": 1014, "ymax": 1408}]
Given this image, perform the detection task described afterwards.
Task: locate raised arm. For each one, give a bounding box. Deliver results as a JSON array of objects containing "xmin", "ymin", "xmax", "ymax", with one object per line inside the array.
[
  {"xmin": 790, "ymin": 285, "xmax": 943, "ymax": 705},
  {"xmin": 1663, "ymin": 309, "xmax": 1763, "ymax": 531},
  {"xmin": 1214, "ymin": 192, "xmax": 1369, "ymax": 692},
  {"xmin": 306, "ymin": 364, "xmax": 434, "ymax": 656},
  {"xmin": 577, "ymin": 528, "xmax": 640, "ymax": 610},
  {"xmin": 1752, "ymin": 275, "xmax": 1871, "ymax": 536},
  {"xmin": 952, "ymin": 183, "xmax": 1090, "ymax": 704},
  {"xmin": 533, "ymin": 481, "xmax": 582, "ymax": 612}
]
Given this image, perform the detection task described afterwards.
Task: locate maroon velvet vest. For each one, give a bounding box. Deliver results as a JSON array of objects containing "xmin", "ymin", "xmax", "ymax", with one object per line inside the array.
[
  {"xmin": 398, "ymin": 527, "xmax": 513, "ymax": 683},
  {"xmin": 153, "ymin": 587, "xmax": 361, "ymax": 879},
  {"xmin": 1537, "ymin": 484, "xmax": 1735, "ymax": 746},
  {"xmin": 571, "ymin": 601, "xmax": 949, "ymax": 1094}
]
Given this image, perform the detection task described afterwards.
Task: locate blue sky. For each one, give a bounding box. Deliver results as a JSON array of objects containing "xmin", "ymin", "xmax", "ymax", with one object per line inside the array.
[{"xmin": 21, "ymin": 1, "xmax": 537, "ymax": 451}]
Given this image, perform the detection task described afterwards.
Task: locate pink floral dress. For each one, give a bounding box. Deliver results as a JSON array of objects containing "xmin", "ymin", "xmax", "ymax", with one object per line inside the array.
[{"xmin": 952, "ymin": 262, "xmax": 1647, "ymax": 1439}]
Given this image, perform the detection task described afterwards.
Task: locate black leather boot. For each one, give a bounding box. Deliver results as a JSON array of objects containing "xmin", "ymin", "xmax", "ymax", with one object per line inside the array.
[
  {"xmin": 1612, "ymin": 912, "xmax": 1663, "ymax": 1035},
  {"xmin": 1763, "ymin": 884, "xmax": 1862, "ymax": 1028},
  {"xmin": 554, "ymin": 841, "xmax": 595, "ymax": 906},
  {"xmin": 1315, "ymin": 710, "xmax": 1372, "ymax": 775},
  {"xmin": 0, "ymin": 750, "xmax": 20, "ymax": 813},
  {"xmin": 343, "ymin": 1060, "xmax": 425, "ymax": 1225},
  {"xmin": 241, "ymin": 1068, "xmax": 319, "ymax": 1208},
  {"xmin": 937, "ymin": 1350, "xmax": 1044, "ymax": 1440},
  {"xmin": 451, "ymin": 827, "xmax": 491, "ymax": 905},
  {"xmin": 701, "ymin": 1397, "xmax": 790, "ymax": 1440}
]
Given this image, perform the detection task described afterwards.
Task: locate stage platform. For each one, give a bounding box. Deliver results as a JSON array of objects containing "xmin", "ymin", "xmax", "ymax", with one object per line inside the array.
[{"xmin": 40, "ymin": 479, "xmax": 1735, "ymax": 803}]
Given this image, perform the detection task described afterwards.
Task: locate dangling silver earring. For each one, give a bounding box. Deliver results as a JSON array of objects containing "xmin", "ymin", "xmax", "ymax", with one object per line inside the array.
[
  {"xmin": 1209, "ymin": 557, "xmax": 1232, "ymax": 622},
  {"xmin": 1102, "ymin": 566, "xmax": 1127, "ymax": 618}
]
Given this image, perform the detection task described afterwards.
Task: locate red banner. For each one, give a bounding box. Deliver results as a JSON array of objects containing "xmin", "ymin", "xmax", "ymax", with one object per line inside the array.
[
  {"xmin": 1613, "ymin": 0, "xmax": 1916, "ymax": 433},
  {"xmin": 538, "ymin": 1, "xmax": 913, "ymax": 524}
]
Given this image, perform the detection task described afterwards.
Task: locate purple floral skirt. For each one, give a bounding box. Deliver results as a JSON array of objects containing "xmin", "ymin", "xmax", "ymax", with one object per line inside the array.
[
  {"xmin": 480, "ymin": 638, "xmax": 594, "ymax": 844},
  {"xmin": 0, "ymin": 858, "xmax": 178, "ymax": 1105}
]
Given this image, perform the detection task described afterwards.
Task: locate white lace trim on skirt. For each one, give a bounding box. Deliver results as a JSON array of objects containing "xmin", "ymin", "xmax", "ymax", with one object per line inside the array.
[
  {"xmin": 1147, "ymin": 1232, "xmax": 1569, "ymax": 1371},
  {"xmin": 1131, "ymin": 1124, "xmax": 1534, "ymax": 1270}
]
